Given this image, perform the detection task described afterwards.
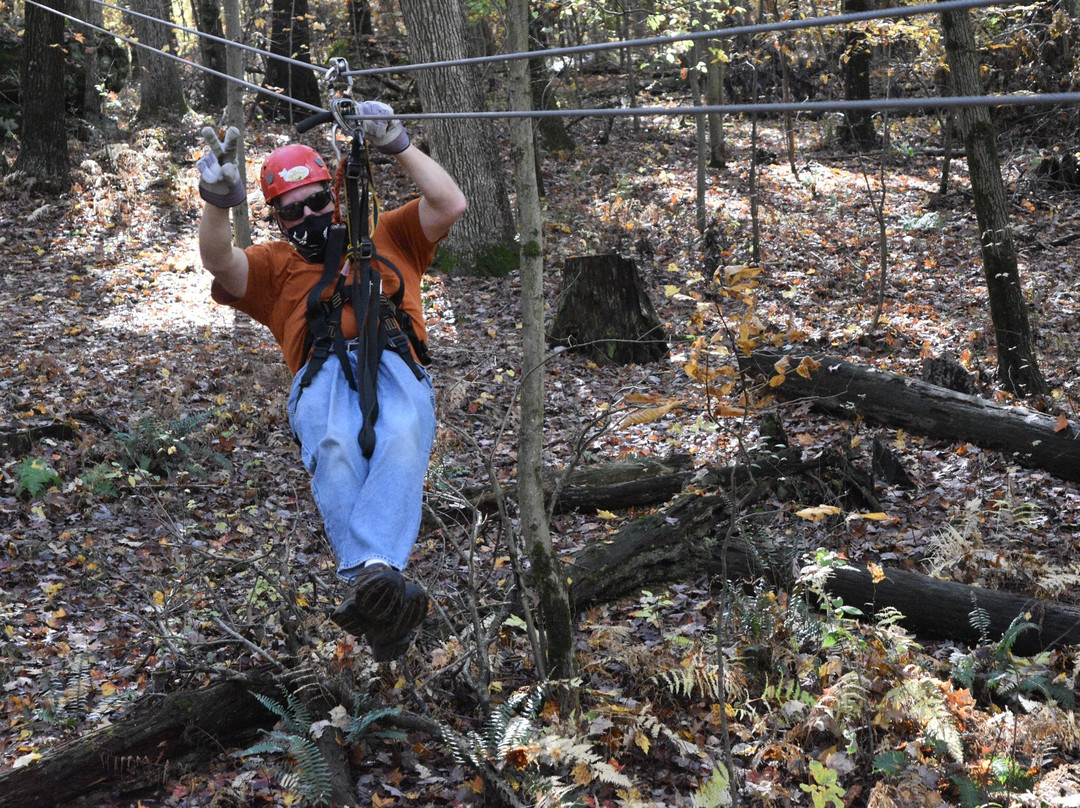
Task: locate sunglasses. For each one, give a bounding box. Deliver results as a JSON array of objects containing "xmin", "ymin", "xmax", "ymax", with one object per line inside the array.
[{"xmin": 275, "ymin": 189, "xmax": 333, "ymax": 221}]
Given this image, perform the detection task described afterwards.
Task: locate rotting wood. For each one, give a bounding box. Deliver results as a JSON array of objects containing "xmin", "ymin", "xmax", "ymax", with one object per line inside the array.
[{"xmin": 0, "ymin": 674, "xmax": 278, "ymax": 808}]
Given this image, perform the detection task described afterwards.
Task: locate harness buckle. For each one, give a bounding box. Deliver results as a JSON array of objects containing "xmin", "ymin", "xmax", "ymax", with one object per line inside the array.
[{"xmin": 355, "ymin": 238, "xmax": 375, "ymax": 260}]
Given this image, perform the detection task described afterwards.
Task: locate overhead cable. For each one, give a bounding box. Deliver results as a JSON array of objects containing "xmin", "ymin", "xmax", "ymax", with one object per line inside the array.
[
  {"xmin": 341, "ymin": 0, "xmax": 1015, "ymax": 78},
  {"xmin": 344, "ymin": 92, "xmax": 1080, "ymax": 122},
  {"xmin": 24, "ymin": 0, "xmax": 323, "ymax": 114}
]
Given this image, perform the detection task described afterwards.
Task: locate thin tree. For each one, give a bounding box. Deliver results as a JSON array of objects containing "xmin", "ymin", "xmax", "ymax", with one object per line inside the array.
[
  {"xmin": 399, "ymin": 0, "xmax": 516, "ymax": 274},
  {"xmin": 939, "ymin": 4, "xmax": 1048, "ymax": 396},
  {"xmin": 15, "ymin": 0, "xmax": 68, "ymax": 189},
  {"xmin": 223, "ymin": 0, "xmax": 250, "ymax": 248},
  {"xmin": 129, "ymin": 0, "xmax": 189, "ymax": 121},
  {"xmin": 507, "ymin": 0, "xmax": 578, "ymax": 683}
]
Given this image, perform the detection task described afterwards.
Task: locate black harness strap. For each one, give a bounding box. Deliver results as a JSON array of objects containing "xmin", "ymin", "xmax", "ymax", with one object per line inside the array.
[{"xmin": 296, "ymin": 136, "xmax": 429, "ymax": 459}]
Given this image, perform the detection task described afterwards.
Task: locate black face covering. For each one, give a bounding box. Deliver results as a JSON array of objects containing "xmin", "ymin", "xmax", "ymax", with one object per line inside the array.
[{"xmin": 286, "ymin": 211, "xmax": 334, "ymax": 263}]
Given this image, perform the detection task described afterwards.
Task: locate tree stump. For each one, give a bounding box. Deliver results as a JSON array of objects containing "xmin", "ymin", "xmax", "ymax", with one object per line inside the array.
[{"xmin": 549, "ymin": 254, "xmax": 668, "ymax": 365}]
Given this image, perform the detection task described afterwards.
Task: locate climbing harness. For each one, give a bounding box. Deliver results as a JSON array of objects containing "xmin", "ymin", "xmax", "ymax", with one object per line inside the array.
[{"xmin": 294, "ymin": 71, "xmax": 430, "ymax": 459}]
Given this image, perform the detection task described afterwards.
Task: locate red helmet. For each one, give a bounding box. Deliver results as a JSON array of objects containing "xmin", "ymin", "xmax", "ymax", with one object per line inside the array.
[{"xmin": 260, "ymin": 144, "xmax": 332, "ymax": 203}]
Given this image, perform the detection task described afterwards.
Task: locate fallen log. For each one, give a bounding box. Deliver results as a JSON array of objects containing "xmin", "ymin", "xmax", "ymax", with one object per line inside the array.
[
  {"xmin": 0, "ymin": 673, "xmax": 278, "ymax": 808},
  {"xmin": 463, "ymin": 453, "xmax": 695, "ymax": 515},
  {"xmin": 741, "ymin": 348, "xmax": 1080, "ymax": 483},
  {"xmin": 569, "ymin": 485, "xmax": 1080, "ymax": 656}
]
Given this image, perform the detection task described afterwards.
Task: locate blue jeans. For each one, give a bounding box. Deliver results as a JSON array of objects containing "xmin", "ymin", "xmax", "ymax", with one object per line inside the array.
[{"xmin": 287, "ymin": 350, "xmax": 436, "ymax": 580}]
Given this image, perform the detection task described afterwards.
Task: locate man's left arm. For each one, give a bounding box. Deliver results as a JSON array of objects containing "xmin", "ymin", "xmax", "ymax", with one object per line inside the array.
[
  {"xmin": 394, "ymin": 146, "xmax": 467, "ymax": 243},
  {"xmin": 359, "ymin": 101, "xmax": 467, "ymax": 243}
]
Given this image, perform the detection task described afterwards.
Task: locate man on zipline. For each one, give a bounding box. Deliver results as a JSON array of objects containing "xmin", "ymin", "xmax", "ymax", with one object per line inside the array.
[{"xmin": 195, "ymin": 102, "xmax": 466, "ymax": 660}]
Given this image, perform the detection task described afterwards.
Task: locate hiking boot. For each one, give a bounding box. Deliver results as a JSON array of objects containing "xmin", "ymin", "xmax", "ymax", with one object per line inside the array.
[
  {"xmin": 330, "ymin": 563, "xmax": 405, "ymax": 638},
  {"xmin": 367, "ymin": 582, "xmax": 429, "ymax": 662}
]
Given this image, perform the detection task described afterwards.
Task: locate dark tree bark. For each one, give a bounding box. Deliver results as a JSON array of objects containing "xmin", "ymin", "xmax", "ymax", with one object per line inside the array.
[
  {"xmin": 261, "ymin": 0, "xmax": 322, "ymax": 122},
  {"xmin": 193, "ymin": 0, "xmax": 228, "ymax": 112},
  {"xmin": 15, "ymin": 0, "xmax": 68, "ymax": 189},
  {"xmin": 550, "ymin": 254, "xmax": 668, "ymax": 364},
  {"xmin": 741, "ymin": 349, "xmax": 1080, "ymax": 482},
  {"xmin": 528, "ymin": 8, "xmax": 573, "ymax": 153},
  {"xmin": 939, "ymin": 4, "xmax": 1048, "ymax": 397},
  {"xmin": 129, "ymin": 0, "xmax": 189, "ymax": 121},
  {"xmin": 349, "ymin": 0, "xmax": 373, "ymax": 39},
  {"xmin": 839, "ymin": 0, "xmax": 876, "ymax": 147},
  {"xmin": 399, "ymin": 0, "xmax": 516, "ymax": 274}
]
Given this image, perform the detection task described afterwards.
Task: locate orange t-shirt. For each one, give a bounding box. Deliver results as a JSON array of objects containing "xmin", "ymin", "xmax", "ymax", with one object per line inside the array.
[{"xmin": 212, "ymin": 199, "xmax": 436, "ymax": 375}]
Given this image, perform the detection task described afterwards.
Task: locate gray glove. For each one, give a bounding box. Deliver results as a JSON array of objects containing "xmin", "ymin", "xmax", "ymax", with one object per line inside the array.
[
  {"xmin": 358, "ymin": 101, "xmax": 410, "ymax": 155},
  {"xmin": 196, "ymin": 126, "xmax": 246, "ymax": 208}
]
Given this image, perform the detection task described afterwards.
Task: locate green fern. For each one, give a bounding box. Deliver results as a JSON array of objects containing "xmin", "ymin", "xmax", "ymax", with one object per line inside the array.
[
  {"xmin": 243, "ymin": 732, "xmax": 333, "ymax": 807},
  {"xmin": 249, "ymin": 687, "xmax": 314, "ymax": 736},
  {"xmin": 344, "ymin": 694, "xmax": 406, "ymax": 744},
  {"xmin": 691, "ymin": 764, "xmax": 732, "ymax": 808},
  {"xmin": 654, "ymin": 656, "xmax": 723, "ymax": 702},
  {"xmin": 885, "ymin": 678, "xmax": 962, "ymax": 761},
  {"xmin": 241, "ymin": 689, "xmax": 330, "ymax": 806}
]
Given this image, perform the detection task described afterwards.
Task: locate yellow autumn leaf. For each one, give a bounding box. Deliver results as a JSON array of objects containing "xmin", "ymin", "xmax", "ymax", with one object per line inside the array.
[
  {"xmin": 722, "ymin": 265, "xmax": 763, "ymax": 285},
  {"xmin": 713, "ymin": 404, "xmax": 747, "ymax": 417},
  {"xmin": 768, "ymin": 373, "xmax": 787, "ymax": 388},
  {"xmin": 596, "ymin": 509, "xmax": 618, "ymax": 520},
  {"xmin": 664, "ymin": 284, "xmax": 680, "ymax": 297},
  {"xmin": 845, "ymin": 512, "xmax": 892, "ymax": 522},
  {"xmin": 635, "ymin": 732, "xmax": 651, "ymax": 754},
  {"xmin": 893, "ymin": 429, "xmax": 907, "ymax": 450},
  {"xmin": 867, "ymin": 562, "xmax": 886, "ymax": 584},
  {"xmin": 153, "ymin": 590, "xmax": 165, "ymax": 607},
  {"xmin": 796, "ymin": 356, "xmax": 821, "ymax": 378},
  {"xmin": 795, "ymin": 505, "xmax": 842, "ymax": 522},
  {"xmin": 620, "ymin": 401, "xmax": 681, "ymax": 427}
]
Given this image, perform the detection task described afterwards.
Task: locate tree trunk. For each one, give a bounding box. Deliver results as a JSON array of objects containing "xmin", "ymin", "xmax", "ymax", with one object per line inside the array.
[
  {"xmin": 839, "ymin": 0, "xmax": 876, "ymax": 148},
  {"xmin": 398, "ymin": 0, "xmax": 516, "ymax": 274},
  {"xmin": 349, "ymin": 0, "xmax": 373, "ymax": 38},
  {"xmin": 261, "ymin": 0, "xmax": 322, "ymax": 123},
  {"xmin": 77, "ymin": 0, "xmax": 103, "ymax": 127},
  {"xmin": 550, "ymin": 254, "xmax": 668, "ymax": 365},
  {"xmin": 129, "ymin": 0, "xmax": 189, "ymax": 121},
  {"xmin": 508, "ymin": 0, "xmax": 577, "ymax": 684},
  {"xmin": 224, "ymin": 0, "xmax": 252, "ymax": 248},
  {"xmin": 193, "ymin": 0, "xmax": 228, "ymax": 112},
  {"xmin": 15, "ymin": 0, "xmax": 68, "ymax": 190},
  {"xmin": 529, "ymin": 8, "xmax": 574, "ymax": 153},
  {"xmin": 741, "ymin": 348, "xmax": 1080, "ymax": 482},
  {"xmin": 939, "ymin": 5, "xmax": 1047, "ymax": 397}
]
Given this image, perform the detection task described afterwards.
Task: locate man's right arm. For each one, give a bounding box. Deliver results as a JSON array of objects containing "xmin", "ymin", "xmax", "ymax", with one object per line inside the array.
[{"xmin": 199, "ymin": 204, "xmax": 249, "ymax": 299}]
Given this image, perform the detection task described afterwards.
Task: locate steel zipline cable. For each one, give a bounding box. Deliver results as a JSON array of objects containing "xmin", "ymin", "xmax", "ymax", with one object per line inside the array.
[
  {"xmin": 23, "ymin": 0, "xmax": 325, "ymax": 114},
  {"xmin": 25, "ymin": 0, "xmax": 1080, "ymax": 123},
  {"xmin": 340, "ymin": 0, "xmax": 1015, "ymax": 78},
  {"xmin": 78, "ymin": 0, "xmax": 331, "ymax": 78}
]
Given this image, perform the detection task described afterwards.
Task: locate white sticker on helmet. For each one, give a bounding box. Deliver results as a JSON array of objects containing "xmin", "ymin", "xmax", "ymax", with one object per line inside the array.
[{"xmin": 281, "ymin": 166, "xmax": 311, "ymax": 182}]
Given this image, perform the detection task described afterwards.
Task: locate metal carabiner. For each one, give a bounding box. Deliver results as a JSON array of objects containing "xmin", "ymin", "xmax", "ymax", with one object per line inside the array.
[
  {"xmin": 330, "ymin": 97, "xmax": 359, "ymax": 138},
  {"xmin": 323, "ymin": 57, "xmax": 354, "ymax": 95}
]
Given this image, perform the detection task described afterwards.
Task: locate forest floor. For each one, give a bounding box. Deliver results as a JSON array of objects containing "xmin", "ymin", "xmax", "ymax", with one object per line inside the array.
[{"xmin": 2, "ymin": 92, "xmax": 1080, "ymax": 808}]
